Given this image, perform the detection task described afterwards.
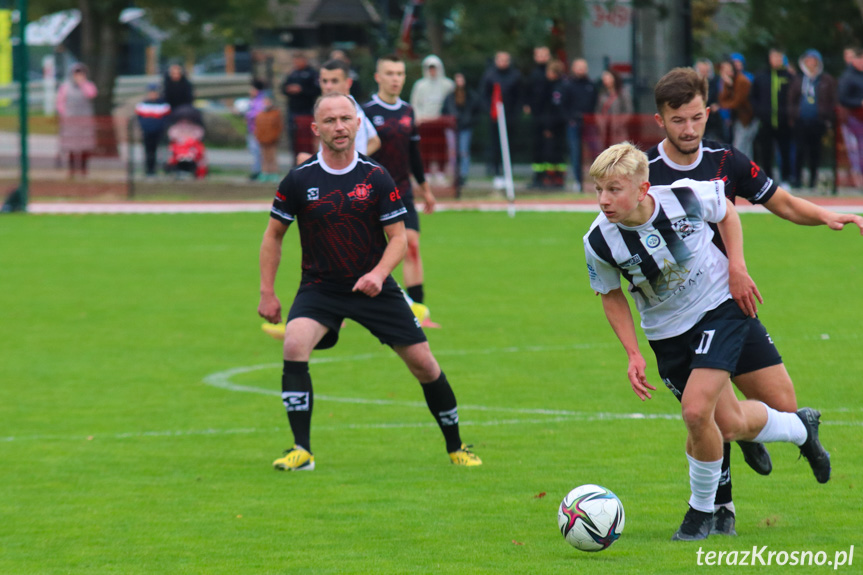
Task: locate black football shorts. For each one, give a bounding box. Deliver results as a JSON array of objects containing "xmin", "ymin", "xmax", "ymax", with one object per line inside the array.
[
  {"xmin": 648, "ymin": 299, "xmax": 753, "ymax": 400},
  {"xmin": 287, "ymin": 277, "xmax": 427, "ymax": 350}
]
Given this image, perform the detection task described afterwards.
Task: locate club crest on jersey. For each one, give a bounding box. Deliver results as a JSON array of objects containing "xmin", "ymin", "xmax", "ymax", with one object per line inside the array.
[
  {"xmin": 672, "ymin": 217, "xmax": 695, "ymax": 238},
  {"xmin": 349, "ymin": 183, "xmax": 372, "ymax": 201},
  {"xmin": 306, "ymin": 187, "xmax": 319, "ymax": 200},
  {"xmin": 641, "ymin": 232, "xmax": 666, "ymax": 254},
  {"xmin": 372, "ymin": 115, "xmax": 384, "ymax": 126}
]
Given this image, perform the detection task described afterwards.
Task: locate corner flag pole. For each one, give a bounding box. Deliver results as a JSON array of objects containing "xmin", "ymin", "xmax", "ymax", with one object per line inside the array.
[{"xmin": 495, "ymin": 100, "xmax": 515, "ymax": 218}]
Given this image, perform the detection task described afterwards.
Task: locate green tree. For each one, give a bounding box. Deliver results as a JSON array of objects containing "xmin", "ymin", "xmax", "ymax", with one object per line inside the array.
[
  {"xmin": 29, "ymin": 0, "xmax": 275, "ymax": 115},
  {"xmin": 736, "ymin": 0, "xmax": 863, "ymax": 74},
  {"xmin": 418, "ymin": 0, "xmax": 587, "ymax": 75}
]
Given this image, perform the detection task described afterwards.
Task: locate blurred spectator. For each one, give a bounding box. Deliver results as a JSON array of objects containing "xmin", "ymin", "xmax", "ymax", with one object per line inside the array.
[
  {"xmin": 481, "ymin": 51, "xmax": 522, "ymax": 188},
  {"xmin": 411, "ymin": 55, "xmax": 455, "ymax": 121},
  {"xmin": 443, "ymin": 72, "xmax": 481, "ymax": 189},
  {"xmin": 752, "ymin": 48, "xmax": 794, "ymax": 187},
  {"xmin": 595, "ymin": 69, "xmax": 632, "ymax": 149},
  {"xmin": 535, "ymin": 60, "xmax": 568, "ymax": 188},
  {"xmin": 730, "ymin": 52, "xmax": 754, "ymax": 81},
  {"xmin": 328, "ymin": 49, "xmax": 365, "ymax": 102},
  {"xmin": 162, "ymin": 64, "xmax": 194, "ymax": 111},
  {"xmin": 411, "ymin": 55, "xmax": 455, "ymax": 184},
  {"xmin": 838, "ymin": 47, "xmax": 863, "ymax": 188},
  {"xmin": 280, "ymin": 53, "xmax": 319, "ymax": 156},
  {"xmin": 57, "ymin": 63, "xmax": 97, "ymax": 178},
  {"xmin": 788, "ymin": 49, "xmax": 837, "ymax": 189},
  {"xmin": 135, "ymin": 83, "xmax": 171, "ymax": 178},
  {"xmin": 525, "ymin": 46, "xmax": 551, "ymax": 187},
  {"xmin": 245, "ymin": 79, "xmax": 268, "ymax": 180},
  {"xmin": 565, "ymin": 57, "xmax": 597, "ymax": 192},
  {"xmin": 695, "ymin": 57, "xmax": 727, "ymax": 142},
  {"xmin": 254, "ymin": 91, "xmax": 283, "ymax": 182},
  {"xmin": 718, "ymin": 58, "xmax": 756, "ymax": 158}
]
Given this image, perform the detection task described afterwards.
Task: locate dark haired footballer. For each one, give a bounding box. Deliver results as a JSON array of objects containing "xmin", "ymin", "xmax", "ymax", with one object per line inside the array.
[
  {"xmin": 646, "ymin": 67, "xmax": 858, "ymax": 535},
  {"xmin": 363, "ymin": 54, "xmax": 438, "ymax": 325}
]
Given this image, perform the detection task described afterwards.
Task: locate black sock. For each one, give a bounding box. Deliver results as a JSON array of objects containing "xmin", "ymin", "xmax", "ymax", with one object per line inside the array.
[
  {"xmin": 282, "ymin": 360, "xmax": 313, "ymax": 452},
  {"xmin": 715, "ymin": 442, "xmax": 733, "ymax": 507},
  {"xmin": 421, "ymin": 372, "xmax": 462, "ymax": 452},
  {"xmin": 406, "ymin": 284, "xmax": 424, "ymax": 304}
]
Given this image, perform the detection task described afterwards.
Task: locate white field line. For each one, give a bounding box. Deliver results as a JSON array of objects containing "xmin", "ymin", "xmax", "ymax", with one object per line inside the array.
[{"xmin": 4, "ymin": 344, "xmax": 859, "ymax": 443}]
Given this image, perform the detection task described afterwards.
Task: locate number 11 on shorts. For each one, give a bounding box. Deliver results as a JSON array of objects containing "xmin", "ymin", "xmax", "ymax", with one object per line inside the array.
[{"xmin": 695, "ymin": 330, "xmax": 715, "ymax": 355}]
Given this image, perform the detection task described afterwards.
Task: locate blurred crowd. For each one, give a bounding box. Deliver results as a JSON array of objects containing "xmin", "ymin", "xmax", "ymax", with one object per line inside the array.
[{"xmin": 116, "ymin": 44, "xmax": 863, "ymax": 190}]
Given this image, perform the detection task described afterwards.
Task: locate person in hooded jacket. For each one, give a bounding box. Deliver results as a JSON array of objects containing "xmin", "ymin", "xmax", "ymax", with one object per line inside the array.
[
  {"xmin": 411, "ymin": 55, "xmax": 456, "ymax": 184},
  {"xmin": 788, "ymin": 50, "xmax": 837, "ymax": 189}
]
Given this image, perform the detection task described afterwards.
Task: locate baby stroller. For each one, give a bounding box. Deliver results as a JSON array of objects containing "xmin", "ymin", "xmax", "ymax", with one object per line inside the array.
[{"xmin": 165, "ymin": 105, "xmax": 208, "ymax": 179}]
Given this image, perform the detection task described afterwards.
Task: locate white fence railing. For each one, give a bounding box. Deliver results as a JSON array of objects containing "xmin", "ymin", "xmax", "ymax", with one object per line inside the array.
[{"xmin": 0, "ymin": 73, "xmax": 252, "ymax": 109}]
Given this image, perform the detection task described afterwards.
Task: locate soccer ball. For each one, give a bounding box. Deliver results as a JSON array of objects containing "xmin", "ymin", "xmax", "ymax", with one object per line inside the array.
[{"xmin": 558, "ymin": 484, "xmax": 625, "ymax": 552}]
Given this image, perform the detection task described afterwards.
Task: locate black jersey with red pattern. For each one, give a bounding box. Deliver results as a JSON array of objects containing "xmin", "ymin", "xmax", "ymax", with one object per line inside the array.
[
  {"xmin": 363, "ymin": 95, "xmax": 419, "ymax": 195},
  {"xmin": 646, "ymin": 139, "xmax": 778, "ymax": 205},
  {"xmin": 270, "ymin": 151, "xmax": 407, "ymax": 290}
]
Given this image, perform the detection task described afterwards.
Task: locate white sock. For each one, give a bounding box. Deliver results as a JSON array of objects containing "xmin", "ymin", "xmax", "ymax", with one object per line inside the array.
[
  {"xmin": 687, "ymin": 453, "xmax": 723, "ymax": 514},
  {"xmin": 753, "ymin": 402, "xmax": 807, "ymax": 446}
]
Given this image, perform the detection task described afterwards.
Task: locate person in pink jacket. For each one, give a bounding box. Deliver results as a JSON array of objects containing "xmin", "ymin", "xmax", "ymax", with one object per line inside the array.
[{"xmin": 57, "ymin": 63, "xmax": 98, "ymax": 178}]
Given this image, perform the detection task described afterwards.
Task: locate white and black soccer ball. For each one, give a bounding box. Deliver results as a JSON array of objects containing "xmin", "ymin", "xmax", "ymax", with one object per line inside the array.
[{"xmin": 558, "ymin": 484, "xmax": 625, "ymax": 552}]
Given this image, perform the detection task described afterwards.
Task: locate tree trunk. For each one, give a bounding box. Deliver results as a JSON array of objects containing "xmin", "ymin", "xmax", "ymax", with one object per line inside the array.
[
  {"xmin": 425, "ymin": 12, "xmax": 445, "ymax": 57},
  {"xmin": 78, "ymin": 0, "xmax": 123, "ymax": 116}
]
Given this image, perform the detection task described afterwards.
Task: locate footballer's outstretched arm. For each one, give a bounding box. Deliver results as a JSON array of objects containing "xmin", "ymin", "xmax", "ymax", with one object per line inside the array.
[
  {"xmin": 765, "ymin": 187, "xmax": 863, "ymax": 234},
  {"xmin": 258, "ymin": 218, "xmax": 289, "ymax": 324},
  {"xmin": 716, "ymin": 198, "xmax": 762, "ymax": 318},
  {"xmin": 600, "ymin": 288, "xmax": 655, "ymax": 401}
]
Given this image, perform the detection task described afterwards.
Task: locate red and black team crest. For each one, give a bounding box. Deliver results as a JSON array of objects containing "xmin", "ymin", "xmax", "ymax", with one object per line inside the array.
[{"xmin": 348, "ymin": 183, "xmax": 372, "ymax": 201}]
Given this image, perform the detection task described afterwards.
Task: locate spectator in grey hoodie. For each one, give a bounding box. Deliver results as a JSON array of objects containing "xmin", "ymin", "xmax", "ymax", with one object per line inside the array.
[{"xmin": 788, "ymin": 49, "xmax": 836, "ymax": 188}]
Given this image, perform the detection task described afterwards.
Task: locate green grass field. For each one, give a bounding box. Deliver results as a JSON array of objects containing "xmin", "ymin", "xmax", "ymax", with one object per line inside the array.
[{"xmin": 1, "ymin": 210, "xmax": 861, "ymax": 574}]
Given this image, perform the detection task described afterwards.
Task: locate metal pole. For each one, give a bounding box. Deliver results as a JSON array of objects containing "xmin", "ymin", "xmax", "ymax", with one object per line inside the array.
[{"xmin": 16, "ymin": 0, "xmax": 27, "ymax": 209}]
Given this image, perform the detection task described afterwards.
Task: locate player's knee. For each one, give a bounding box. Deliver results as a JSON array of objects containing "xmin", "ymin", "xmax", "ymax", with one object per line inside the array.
[
  {"xmin": 681, "ymin": 403, "xmax": 712, "ymax": 430},
  {"xmin": 410, "ymin": 356, "xmax": 439, "ymax": 382},
  {"xmin": 283, "ymin": 337, "xmax": 311, "ymax": 362}
]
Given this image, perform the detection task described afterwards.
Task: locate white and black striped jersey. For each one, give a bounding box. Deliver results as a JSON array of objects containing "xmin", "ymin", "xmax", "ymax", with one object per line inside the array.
[{"xmin": 584, "ymin": 179, "xmax": 731, "ymax": 340}]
